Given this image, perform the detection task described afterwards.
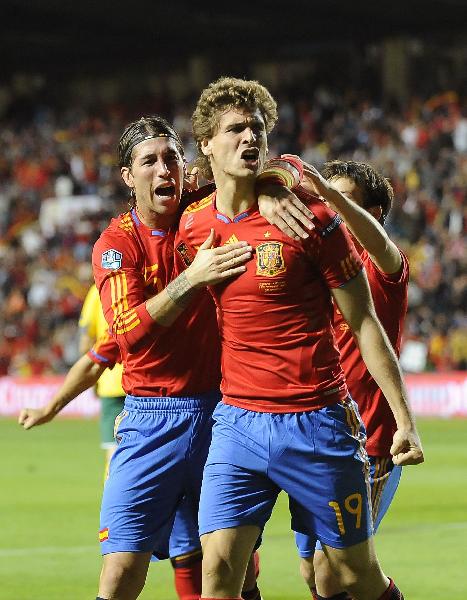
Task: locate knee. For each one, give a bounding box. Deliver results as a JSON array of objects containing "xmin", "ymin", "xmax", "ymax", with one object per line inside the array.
[
  {"xmin": 203, "ymin": 552, "xmax": 235, "ymax": 586},
  {"xmin": 330, "ymin": 557, "xmax": 378, "ymax": 592},
  {"xmin": 99, "ymin": 555, "xmax": 148, "ymax": 598}
]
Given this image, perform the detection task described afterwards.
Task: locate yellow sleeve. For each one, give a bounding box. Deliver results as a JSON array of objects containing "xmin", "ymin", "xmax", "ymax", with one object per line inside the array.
[{"xmin": 78, "ymin": 285, "xmax": 101, "ymax": 340}]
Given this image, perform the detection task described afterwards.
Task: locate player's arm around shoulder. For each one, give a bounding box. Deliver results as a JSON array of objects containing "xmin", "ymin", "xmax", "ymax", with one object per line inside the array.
[
  {"xmin": 256, "ymin": 155, "xmax": 315, "ymax": 240},
  {"xmin": 300, "ymin": 161, "xmax": 402, "ymax": 274},
  {"xmin": 331, "ymin": 271, "xmax": 424, "ymax": 467},
  {"xmin": 328, "ymin": 189, "xmax": 402, "ymax": 275}
]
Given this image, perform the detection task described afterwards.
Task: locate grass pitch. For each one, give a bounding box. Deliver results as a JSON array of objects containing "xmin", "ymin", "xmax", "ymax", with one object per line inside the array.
[{"xmin": 1, "ymin": 417, "xmax": 466, "ymax": 599}]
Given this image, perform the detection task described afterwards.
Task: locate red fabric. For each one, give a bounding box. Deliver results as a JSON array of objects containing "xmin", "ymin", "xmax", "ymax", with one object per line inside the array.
[
  {"xmin": 173, "ymin": 563, "xmax": 202, "ymax": 600},
  {"xmin": 176, "ymin": 192, "xmax": 362, "ymax": 412},
  {"xmin": 334, "ymin": 249, "xmax": 409, "ymax": 456},
  {"xmin": 87, "ymin": 333, "xmax": 121, "ymax": 367},
  {"xmin": 378, "ymin": 578, "xmax": 403, "ymax": 600},
  {"xmin": 92, "ymin": 209, "xmax": 221, "ymax": 397}
]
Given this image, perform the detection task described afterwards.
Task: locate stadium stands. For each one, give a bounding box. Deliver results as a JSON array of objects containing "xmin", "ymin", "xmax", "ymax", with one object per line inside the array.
[{"xmin": 0, "ymin": 83, "xmax": 465, "ymax": 375}]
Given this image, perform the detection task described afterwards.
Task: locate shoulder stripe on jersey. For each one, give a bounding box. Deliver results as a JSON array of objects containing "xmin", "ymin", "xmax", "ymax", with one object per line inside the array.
[{"xmin": 183, "ymin": 195, "xmax": 212, "ymax": 214}]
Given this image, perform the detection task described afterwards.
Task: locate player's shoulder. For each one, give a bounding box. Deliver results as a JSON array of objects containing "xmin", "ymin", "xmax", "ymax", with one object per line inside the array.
[
  {"xmin": 95, "ymin": 213, "xmax": 137, "ymax": 247},
  {"xmin": 295, "ymin": 187, "xmax": 343, "ymax": 238},
  {"xmin": 93, "ymin": 213, "xmax": 140, "ymax": 270}
]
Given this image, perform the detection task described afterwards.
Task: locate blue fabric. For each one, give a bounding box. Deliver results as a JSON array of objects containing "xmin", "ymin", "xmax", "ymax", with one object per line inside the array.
[
  {"xmin": 199, "ymin": 399, "xmax": 372, "ymax": 549},
  {"xmin": 295, "ymin": 455, "xmax": 402, "ymax": 556},
  {"xmin": 99, "ymin": 392, "xmax": 220, "ymax": 557}
]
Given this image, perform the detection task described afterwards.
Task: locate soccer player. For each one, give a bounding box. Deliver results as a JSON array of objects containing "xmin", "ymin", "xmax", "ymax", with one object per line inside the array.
[
  {"xmin": 18, "ymin": 330, "xmax": 260, "ymax": 600},
  {"xmin": 174, "ymin": 76, "xmax": 424, "ymax": 600},
  {"xmin": 292, "ymin": 160, "xmax": 409, "ymax": 600},
  {"xmin": 91, "ymin": 114, "xmax": 303, "ymax": 600}
]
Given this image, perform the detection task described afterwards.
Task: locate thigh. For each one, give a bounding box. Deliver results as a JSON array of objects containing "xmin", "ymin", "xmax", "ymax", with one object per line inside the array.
[
  {"xmin": 201, "ymin": 526, "xmax": 262, "ymax": 596},
  {"xmin": 100, "ymin": 408, "xmax": 192, "ymax": 555}
]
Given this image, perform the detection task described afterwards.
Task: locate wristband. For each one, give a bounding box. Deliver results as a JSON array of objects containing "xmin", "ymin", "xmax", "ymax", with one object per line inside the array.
[{"xmin": 256, "ymin": 155, "xmax": 303, "ymax": 189}]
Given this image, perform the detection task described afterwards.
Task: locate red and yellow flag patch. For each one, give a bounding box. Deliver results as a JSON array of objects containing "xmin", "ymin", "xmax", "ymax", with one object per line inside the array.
[{"xmin": 99, "ymin": 527, "xmax": 109, "ymax": 542}]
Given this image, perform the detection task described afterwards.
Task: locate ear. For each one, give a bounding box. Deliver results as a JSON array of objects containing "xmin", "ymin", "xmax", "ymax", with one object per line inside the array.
[
  {"xmin": 201, "ymin": 138, "xmax": 212, "ymax": 157},
  {"xmin": 368, "ymin": 205, "xmax": 382, "ymax": 221},
  {"xmin": 121, "ymin": 166, "xmax": 134, "ymax": 190}
]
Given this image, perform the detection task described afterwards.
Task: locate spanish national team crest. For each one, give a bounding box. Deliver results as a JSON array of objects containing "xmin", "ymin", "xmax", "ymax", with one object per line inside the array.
[
  {"xmin": 256, "ymin": 242, "xmax": 287, "ymax": 277},
  {"xmin": 101, "ymin": 249, "xmax": 123, "ymax": 270}
]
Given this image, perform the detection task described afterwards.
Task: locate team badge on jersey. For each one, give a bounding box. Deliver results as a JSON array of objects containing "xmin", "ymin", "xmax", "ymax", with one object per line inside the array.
[
  {"xmin": 176, "ymin": 242, "xmax": 195, "ymax": 267},
  {"xmin": 101, "ymin": 249, "xmax": 123, "ymax": 270},
  {"xmin": 256, "ymin": 242, "xmax": 287, "ymax": 277}
]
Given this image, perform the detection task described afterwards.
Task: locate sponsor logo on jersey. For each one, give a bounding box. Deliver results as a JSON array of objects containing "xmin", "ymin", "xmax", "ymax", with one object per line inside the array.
[
  {"xmin": 101, "ymin": 249, "xmax": 123, "ymax": 270},
  {"xmin": 176, "ymin": 242, "xmax": 195, "ymax": 267},
  {"xmin": 256, "ymin": 242, "xmax": 287, "ymax": 277}
]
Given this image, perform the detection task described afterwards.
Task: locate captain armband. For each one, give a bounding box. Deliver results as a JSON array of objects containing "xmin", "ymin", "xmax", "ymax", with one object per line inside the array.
[{"xmin": 256, "ymin": 154, "xmax": 304, "ymax": 190}]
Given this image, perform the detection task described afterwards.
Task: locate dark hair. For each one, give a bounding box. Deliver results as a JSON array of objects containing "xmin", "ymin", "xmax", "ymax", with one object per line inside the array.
[
  {"xmin": 192, "ymin": 76, "xmax": 278, "ymax": 179},
  {"xmin": 118, "ymin": 115, "xmax": 184, "ymax": 169},
  {"xmin": 322, "ymin": 160, "xmax": 394, "ymax": 224}
]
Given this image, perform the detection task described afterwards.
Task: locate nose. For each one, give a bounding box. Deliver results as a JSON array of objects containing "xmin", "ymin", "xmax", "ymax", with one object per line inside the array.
[
  {"xmin": 155, "ymin": 159, "xmax": 170, "ymax": 177},
  {"xmin": 242, "ymin": 127, "xmax": 256, "ymax": 143}
]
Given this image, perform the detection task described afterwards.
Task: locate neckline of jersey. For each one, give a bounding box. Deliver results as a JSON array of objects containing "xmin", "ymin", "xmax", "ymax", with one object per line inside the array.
[
  {"xmin": 130, "ymin": 208, "xmax": 171, "ymax": 237},
  {"xmin": 211, "ymin": 191, "xmax": 258, "ymax": 224}
]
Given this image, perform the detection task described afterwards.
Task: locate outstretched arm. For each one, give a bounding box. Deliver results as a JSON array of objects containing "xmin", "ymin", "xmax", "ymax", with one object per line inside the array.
[
  {"xmin": 331, "ymin": 272, "xmax": 424, "ymax": 466},
  {"xmin": 300, "ymin": 162, "xmax": 401, "ymax": 274},
  {"xmin": 18, "ymin": 354, "xmax": 105, "ymax": 430}
]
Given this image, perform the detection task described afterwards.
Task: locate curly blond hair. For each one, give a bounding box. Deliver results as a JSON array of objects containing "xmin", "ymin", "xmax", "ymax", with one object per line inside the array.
[{"xmin": 192, "ymin": 76, "xmax": 278, "ymax": 179}]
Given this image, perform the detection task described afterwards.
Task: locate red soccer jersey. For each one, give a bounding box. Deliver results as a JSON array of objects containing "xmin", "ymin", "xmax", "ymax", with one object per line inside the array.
[
  {"xmin": 87, "ymin": 332, "xmax": 121, "ymax": 368},
  {"xmin": 92, "ymin": 209, "xmax": 221, "ymax": 397},
  {"xmin": 175, "ymin": 193, "xmax": 363, "ymax": 413},
  {"xmin": 333, "ymin": 248, "xmax": 409, "ymax": 456}
]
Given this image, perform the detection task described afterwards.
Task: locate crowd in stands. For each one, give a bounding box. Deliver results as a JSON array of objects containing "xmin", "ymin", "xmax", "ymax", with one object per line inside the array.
[{"xmin": 0, "ymin": 83, "xmax": 465, "ymax": 376}]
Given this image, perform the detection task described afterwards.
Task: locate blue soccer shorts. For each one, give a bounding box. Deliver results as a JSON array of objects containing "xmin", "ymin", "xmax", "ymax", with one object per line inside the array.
[
  {"xmin": 295, "ymin": 455, "xmax": 402, "ymax": 557},
  {"xmin": 99, "ymin": 392, "xmax": 220, "ymax": 557},
  {"xmin": 198, "ymin": 398, "xmax": 372, "ymax": 549}
]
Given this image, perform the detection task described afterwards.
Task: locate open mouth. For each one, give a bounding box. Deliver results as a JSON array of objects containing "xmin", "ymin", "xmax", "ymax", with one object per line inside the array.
[
  {"xmin": 155, "ymin": 184, "xmax": 176, "ymax": 197},
  {"xmin": 240, "ymin": 148, "xmax": 260, "ymax": 164}
]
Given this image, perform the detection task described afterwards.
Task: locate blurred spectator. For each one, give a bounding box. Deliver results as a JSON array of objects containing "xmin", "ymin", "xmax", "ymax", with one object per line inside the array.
[{"xmin": 0, "ymin": 80, "xmax": 465, "ymax": 374}]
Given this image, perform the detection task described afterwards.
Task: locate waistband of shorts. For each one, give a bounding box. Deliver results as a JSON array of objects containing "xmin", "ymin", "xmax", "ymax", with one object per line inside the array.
[{"xmin": 124, "ymin": 390, "xmax": 220, "ymax": 412}]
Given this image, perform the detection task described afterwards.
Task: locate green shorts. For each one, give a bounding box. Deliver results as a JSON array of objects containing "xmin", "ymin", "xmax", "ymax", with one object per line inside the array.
[{"xmin": 100, "ymin": 396, "xmax": 125, "ymax": 449}]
